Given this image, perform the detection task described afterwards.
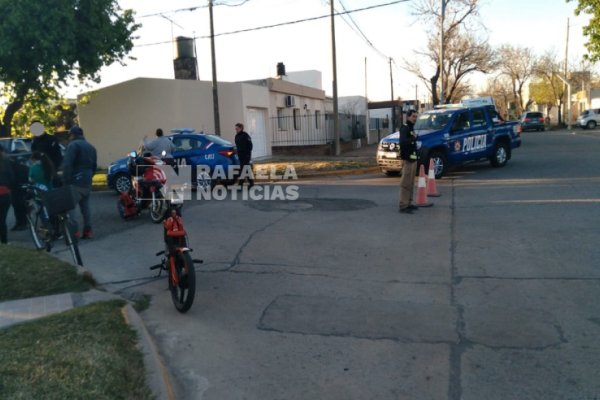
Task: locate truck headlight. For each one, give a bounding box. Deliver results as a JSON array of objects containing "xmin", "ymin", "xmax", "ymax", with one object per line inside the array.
[{"xmin": 416, "ymin": 141, "xmax": 422, "ymax": 150}]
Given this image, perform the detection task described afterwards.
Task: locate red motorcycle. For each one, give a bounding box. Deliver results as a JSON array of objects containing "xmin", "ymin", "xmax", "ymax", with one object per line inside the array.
[{"xmin": 117, "ymin": 151, "xmax": 171, "ymax": 223}]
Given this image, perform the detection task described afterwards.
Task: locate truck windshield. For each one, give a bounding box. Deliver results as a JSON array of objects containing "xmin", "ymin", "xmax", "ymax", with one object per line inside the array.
[{"xmin": 414, "ymin": 111, "xmax": 453, "ymax": 130}]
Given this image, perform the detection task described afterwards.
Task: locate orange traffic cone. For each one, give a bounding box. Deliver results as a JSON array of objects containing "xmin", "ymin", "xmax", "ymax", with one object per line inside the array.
[
  {"xmin": 426, "ymin": 159, "xmax": 441, "ymax": 197},
  {"xmin": 415, "ymin": 164, "xmax": 433, "ymax": 207}
]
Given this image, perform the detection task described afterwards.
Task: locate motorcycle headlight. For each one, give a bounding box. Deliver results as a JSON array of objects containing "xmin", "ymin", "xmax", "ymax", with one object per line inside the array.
[{"xmin": 416, "ymin": 141, "xmax": 422, "ymax": 150}]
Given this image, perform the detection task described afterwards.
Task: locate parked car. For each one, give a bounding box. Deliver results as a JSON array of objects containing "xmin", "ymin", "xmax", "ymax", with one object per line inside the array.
[
  {"xmin": 0, "ymin": 137, "xmax": 32, "ymax": 153},
  {"xmin": 107, "ymin": 129, "xmax": 240, "ymax": 193},
  {"xmin": 520, "ymin": 112, "xmax": 545, "ymax": 132},
  {"xmin": 576, "ymin": 109, "xmax": 600, "ymax": 129},
  {"xmin": 0, "ymin": 137, "xmax": 33, "ymax": 165}
]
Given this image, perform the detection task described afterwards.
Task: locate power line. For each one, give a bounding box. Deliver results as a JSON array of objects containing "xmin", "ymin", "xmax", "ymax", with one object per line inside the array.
[
  {"xmin": 135, "ymin": 0, "xmax": 408, "ymax": 47},
  {"xmin": 336, "ymin": 0, "xmax": 388, "ymax": 60},
  {"xmin": 136, "ymin": 0, "xmax": 250, "ymax": 19}
]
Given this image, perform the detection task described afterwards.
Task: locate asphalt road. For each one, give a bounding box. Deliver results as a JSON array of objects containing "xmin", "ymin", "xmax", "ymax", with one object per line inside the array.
[{"xmin": 8, "ymin": 128, "xmax": 600, "ymax": 400}]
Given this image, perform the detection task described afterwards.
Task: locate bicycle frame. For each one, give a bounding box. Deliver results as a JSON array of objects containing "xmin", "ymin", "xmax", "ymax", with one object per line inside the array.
[{"xmin": 23, "ymin": 184, "xmax": 83, "ymax": 266}]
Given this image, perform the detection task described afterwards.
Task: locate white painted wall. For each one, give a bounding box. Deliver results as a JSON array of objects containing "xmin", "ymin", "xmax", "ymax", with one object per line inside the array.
[{"xmin": 77, "ymin": 78, "xmax": 270, "ymax": 167}]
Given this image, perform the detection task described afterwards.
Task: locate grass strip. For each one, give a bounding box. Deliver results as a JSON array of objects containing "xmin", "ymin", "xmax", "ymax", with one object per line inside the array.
[
  {"xmin": 0, "ymin": 245, "xmax": 94, "ymax": 302},
  {"xmin": 0, "ymin": 300, "xmax": 153, "ymax": 400}
]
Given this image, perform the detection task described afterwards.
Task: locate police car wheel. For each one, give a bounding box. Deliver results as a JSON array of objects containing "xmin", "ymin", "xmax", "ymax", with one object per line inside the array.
[
  {"xmin": 114, "ymin": 173, "xmax": 132, "ymax": 194},
  {"xmin": 491, "ymin": 142, "xmax": 509, "ymax": 167},
  {"xmin": 429, "ymin": 151, "xmax": 446, "ymax": 179}
]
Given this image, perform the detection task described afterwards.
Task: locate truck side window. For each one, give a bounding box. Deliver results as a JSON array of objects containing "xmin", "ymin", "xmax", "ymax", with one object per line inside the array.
[
  {"xmin": 451, "ymin": 112, "xmax": 470, "ymax": 132},
  {"xmin": 471, "ymin": 109, "xmax": 486, "ymax": 128}
]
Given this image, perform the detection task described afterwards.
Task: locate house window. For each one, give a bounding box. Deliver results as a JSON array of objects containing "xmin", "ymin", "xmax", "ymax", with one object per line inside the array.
[
  {"xmin": 293, "ymin": 108, "xmax": 301, "ymax": 130},
  {"xmin": 315, "ymin": 110, "xmax": 321, "ymax": 129},
  {"xmin": 277, "ymin": 108, "xmax": 286, "ymax": 130}
]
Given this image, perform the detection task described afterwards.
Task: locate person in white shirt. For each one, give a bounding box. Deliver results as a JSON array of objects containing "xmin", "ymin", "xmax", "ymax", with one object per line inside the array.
[{"xmin": 143, "ymin": 128, "xmax": 175, "ymax": 157}]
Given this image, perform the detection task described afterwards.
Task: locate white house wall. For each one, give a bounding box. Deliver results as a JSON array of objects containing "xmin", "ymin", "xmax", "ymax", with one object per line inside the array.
[{"xmin": 77, "ymin": 77, "xmax": 270, "ymax": 167}]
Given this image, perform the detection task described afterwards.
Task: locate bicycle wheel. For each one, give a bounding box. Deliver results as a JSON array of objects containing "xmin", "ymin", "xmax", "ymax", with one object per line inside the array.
[
  {"xmin": 61, "ymin": 217, "xmax": 83, "ymax": 266},
  {"xmin": 26, "ymin": 201, "xmax": 48, "ymax": 250},
  {"xmin": 169, "ymin": 251, "xmax": 196, "ymax": 313}
]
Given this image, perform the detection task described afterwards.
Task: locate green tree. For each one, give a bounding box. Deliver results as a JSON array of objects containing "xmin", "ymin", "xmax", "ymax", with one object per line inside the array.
[
  {"xmin": 0, "ymin": 0, "xmax": 139, "ymax": 137},
  {"xmin": 568, "ymin": 0, "xmax": 600, "ymax": 62}
]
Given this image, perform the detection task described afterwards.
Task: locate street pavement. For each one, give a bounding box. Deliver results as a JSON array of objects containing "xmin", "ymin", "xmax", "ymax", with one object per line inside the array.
[{"xmin": 4, "ymin": 129, "xmax": 600, "ymax": 399}]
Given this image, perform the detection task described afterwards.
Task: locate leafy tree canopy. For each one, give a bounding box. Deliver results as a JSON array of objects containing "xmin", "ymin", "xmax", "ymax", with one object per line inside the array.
[
  {"xmin": 0, "ymin": 0, "xmax": 139, "ymax": 137},
  {"xmin": 568, "ymin": 0, "xmax": 600, "ymax": 62}
]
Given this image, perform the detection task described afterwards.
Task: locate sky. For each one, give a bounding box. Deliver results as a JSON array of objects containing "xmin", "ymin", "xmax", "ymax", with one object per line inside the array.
[{"xmin": 67, "ymin": 0, "xmax": 591, "ymax": 103}]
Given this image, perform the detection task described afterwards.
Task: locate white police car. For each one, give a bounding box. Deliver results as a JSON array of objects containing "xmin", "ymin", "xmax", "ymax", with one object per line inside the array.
[{"xmin": 376, "ymin": 131, "xmax": 402, "ymax": 175}]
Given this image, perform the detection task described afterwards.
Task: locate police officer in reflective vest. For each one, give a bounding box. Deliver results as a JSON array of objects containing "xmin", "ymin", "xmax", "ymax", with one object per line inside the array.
[{"xmin": 399, "ymin": 110, "xmax": 419, "ymax": 214}]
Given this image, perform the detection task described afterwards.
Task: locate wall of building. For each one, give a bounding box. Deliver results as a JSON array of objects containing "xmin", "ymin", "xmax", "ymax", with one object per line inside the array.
[{"xmin": 77, "ymin": 77, "xmax": 270, "ymax": 167}]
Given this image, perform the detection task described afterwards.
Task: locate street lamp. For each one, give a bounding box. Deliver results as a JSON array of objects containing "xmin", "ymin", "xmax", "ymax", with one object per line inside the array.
[{"xmin": 556, "ymin": 74, "xmax": 571, "ymax": 130}]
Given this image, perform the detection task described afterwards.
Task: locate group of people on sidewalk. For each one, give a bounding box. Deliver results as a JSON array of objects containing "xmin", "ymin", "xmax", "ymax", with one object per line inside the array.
[{"xmin": 0, "ymin": 123, "xmax": 97, "ymax": 244}]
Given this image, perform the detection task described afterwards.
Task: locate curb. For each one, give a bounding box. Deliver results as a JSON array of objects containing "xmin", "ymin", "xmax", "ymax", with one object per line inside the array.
[
  {"xmin": 297, "ymin": 166, "xmax": 380, "ymax": 179},
  {"xmin": 123, "ymin": 304, "xmax": 176, "ymax": 400}
]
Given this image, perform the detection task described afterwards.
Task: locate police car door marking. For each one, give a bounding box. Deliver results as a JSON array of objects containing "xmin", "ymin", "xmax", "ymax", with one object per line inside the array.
[{"xmin": 462, "ymin": 134, "xmax": 486, "ymax": 152}]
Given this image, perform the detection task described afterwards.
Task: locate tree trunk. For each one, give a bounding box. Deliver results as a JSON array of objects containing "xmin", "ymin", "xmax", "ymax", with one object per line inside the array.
[
  {"xmin": 0, "ymin": 98, "xmax": 24, "ymax": 138},
  {"xmin": 557, "ymin": 102, "xmax": 563, "ymax": 126},
  {"xmin": 430, "ymin": 66, "xmax": 440, "ymax": 105}
]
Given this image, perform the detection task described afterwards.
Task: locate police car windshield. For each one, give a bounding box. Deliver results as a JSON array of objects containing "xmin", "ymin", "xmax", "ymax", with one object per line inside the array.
[{"xmin": 414, "ymin": 111, "xmax": 453, "ymax": 130}]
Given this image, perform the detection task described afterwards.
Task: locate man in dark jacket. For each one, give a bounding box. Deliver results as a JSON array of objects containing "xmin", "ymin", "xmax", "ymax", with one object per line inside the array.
[
  {"xmin": 30, "ymin": 121, "xmax": 63, "ymax": 171},
  {"xmin": 234, "ymin": 123, "xmax": 254, "ymax": 187},
  {"xmin": 62, "ymin": 126, "xmax": 97, "ymax": 239},
  {"xmin": 399, "ymin": 110, "xmax": 419, "ymax": 214}
]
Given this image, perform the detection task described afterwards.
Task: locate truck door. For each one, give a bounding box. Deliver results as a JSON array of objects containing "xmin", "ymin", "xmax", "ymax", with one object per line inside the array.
[
  {"xmin": 448, "ymin": 110, "xmax": 489, "ymax": 164},
  {"xmin": 470, "ymin": 108, "xmax": 494, "ymax": 159}
]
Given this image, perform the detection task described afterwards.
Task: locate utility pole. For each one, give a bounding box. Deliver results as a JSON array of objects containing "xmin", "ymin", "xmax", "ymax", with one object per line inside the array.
[
  {"xmin": 390, "ymin": 57, "xmax": 395, "ymax": 131},
  {"xmin": 439, "ymin": 0, "xmax": 446, "ymax": 105},
  {"xmin": 330, "ymin": 0, "xmax": 340, "ymax": 155},
  {"xmin": 209, "ymin": 0, "xmax": 221, "ymax": 135},
  {"xmin": 564, "ymin": 17, "xmax": 570, "ymax": 129}
]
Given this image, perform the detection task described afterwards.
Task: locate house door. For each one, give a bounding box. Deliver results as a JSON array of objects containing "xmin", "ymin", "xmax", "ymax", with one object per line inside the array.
[{"xmin": 246, "ymin": 108, "xmax": 268, "ymax": 159}]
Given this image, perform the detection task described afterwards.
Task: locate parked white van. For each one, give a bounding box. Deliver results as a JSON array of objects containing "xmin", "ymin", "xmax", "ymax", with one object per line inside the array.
[{"xmin": 577, "ymin": 109, "xmax": 600, "ymax": 129}]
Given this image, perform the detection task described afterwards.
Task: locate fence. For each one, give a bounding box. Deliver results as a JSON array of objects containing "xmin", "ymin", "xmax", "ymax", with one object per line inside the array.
[{"xmin": 271, "ymin": 114, "xmax": 367, "ymax": 146}]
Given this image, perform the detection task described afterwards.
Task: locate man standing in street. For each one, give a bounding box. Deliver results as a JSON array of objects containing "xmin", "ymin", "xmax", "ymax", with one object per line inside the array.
[
  {"xmin": 234, "ymin": 123, "xmax": 254, "ymax": 188},
  {"xmin": 399, "ymin": 110, "xmax": 419, "ymax": 214},
  {"xmin": 62, "ymin": 126, "xmax": 97, "ymax": 239},
  {"xmin": 143, "ymin": 128, "xmax": 175, "ymax": 158}
]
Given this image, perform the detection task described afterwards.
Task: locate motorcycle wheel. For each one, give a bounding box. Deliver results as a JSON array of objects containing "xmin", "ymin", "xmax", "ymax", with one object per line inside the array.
[
  {"xmin": 150, "ymin": 192, "xmax": 167, "ymax": 223},
  {"xmin": 169, "ymin": 251, "xmax": 196, "ymax": 313}
]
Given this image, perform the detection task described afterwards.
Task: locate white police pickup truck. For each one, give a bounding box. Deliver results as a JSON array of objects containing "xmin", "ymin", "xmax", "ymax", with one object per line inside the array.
[{"xmin": 377, "ymin": 104, "xmax": 521, "ymax": 178}]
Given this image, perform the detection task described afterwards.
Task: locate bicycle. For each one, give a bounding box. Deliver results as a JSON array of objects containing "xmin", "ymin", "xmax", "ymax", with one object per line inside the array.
[
  {"xmin": 23, "ymin": 183, "xmax": 83, "ymax": 267},
  {"xmin": 149, "ymin": 200, "xmax": 202, "ymax": 313}
]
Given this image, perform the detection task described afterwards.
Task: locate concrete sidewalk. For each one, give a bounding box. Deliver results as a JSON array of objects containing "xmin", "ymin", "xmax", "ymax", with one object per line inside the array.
[{"xmin": 0, "ymin": 288, "xmax": 175, "ymax": 400}]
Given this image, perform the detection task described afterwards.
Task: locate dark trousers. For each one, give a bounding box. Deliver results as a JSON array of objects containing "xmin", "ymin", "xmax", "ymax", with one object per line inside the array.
[
  {"xmin": 10, "ymin": 186, "xmax": 27, "ymax": 226},
  {"xmin": 0, "ymin": 193, "xmax": 11, "ymax": 244},
  {"xmin": 236, "ymin": 157, "xmax": 254, "ymax": 186}
]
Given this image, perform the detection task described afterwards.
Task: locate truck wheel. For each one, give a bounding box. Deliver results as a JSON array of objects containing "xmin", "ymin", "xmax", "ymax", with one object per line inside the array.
[
  {"xmin": 428, "ymin": 151, "xmax": 446, "ymax": 179},
  {"xmin": 586, "ymin": 120, "xmax": 596, "ymax": 129},
  {"xmin": 491, "ymin": 142, "xmax": 509, "ymax": 167}
]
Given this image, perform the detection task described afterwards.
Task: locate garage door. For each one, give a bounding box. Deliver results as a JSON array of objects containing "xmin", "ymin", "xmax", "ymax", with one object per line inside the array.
[{"xmin": 246, "ymin": 108, "xmax": 268, "ymax": 159}]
